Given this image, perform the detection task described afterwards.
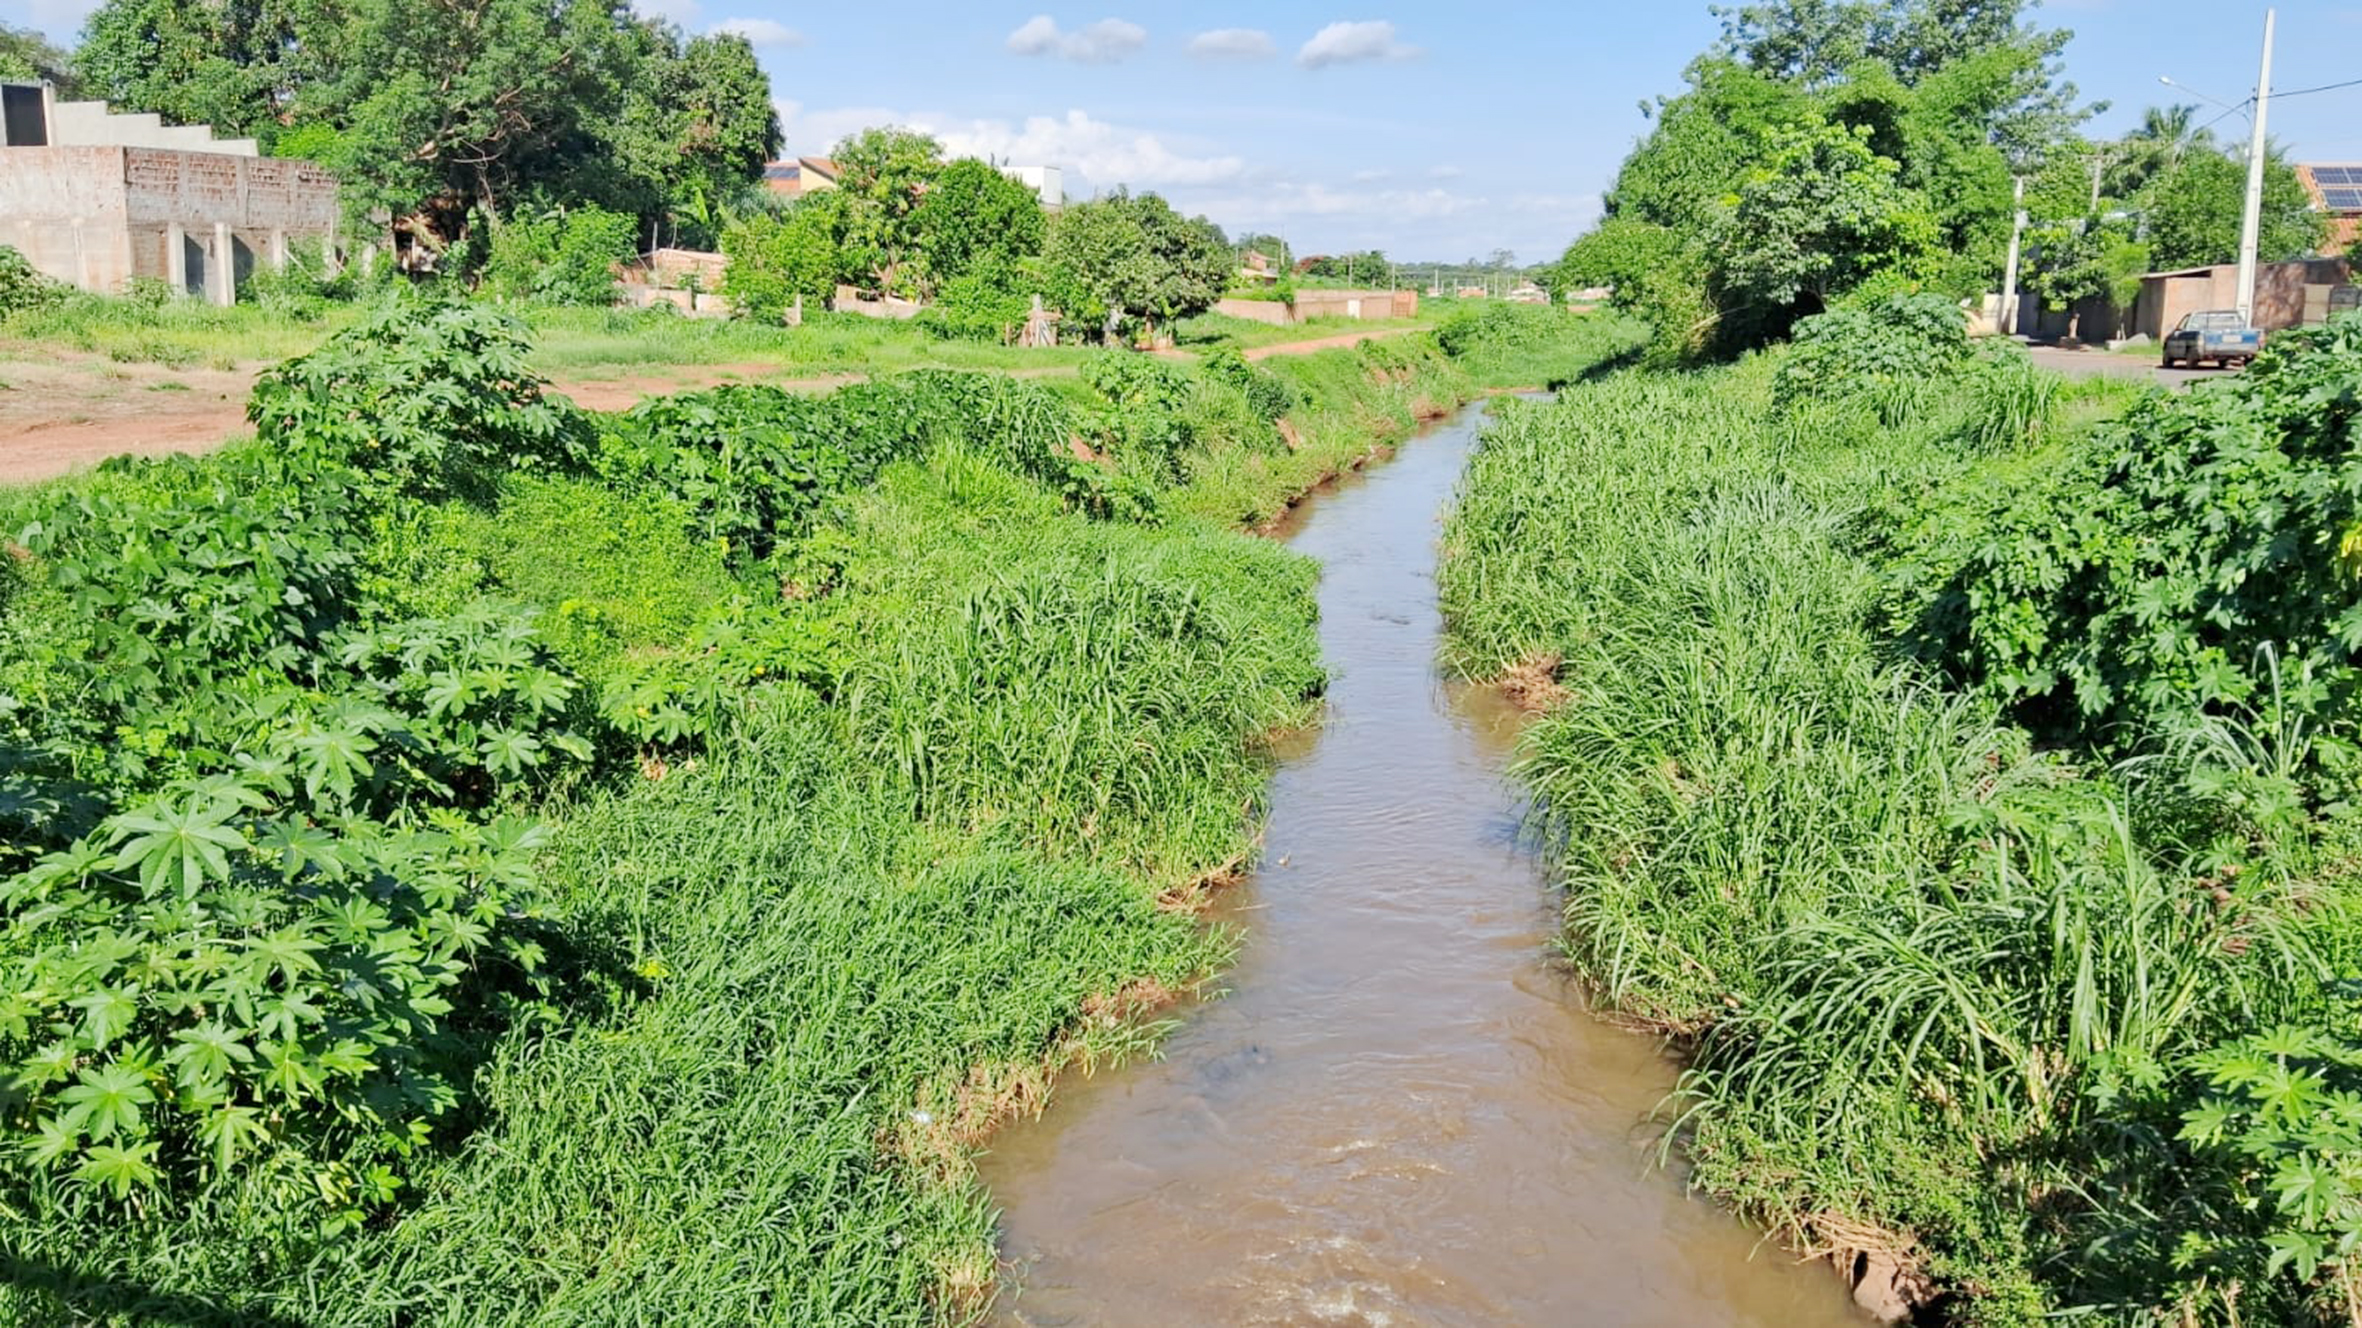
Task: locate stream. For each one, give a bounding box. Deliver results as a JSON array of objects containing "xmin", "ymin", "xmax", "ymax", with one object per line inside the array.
[{"xmin": 979, "ymin": 405, "xmax": 1872, "ymax": 1326}]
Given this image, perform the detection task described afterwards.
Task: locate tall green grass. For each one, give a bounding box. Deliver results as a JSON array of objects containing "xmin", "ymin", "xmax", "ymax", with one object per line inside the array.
[
  {"xmin": 1441, "ymin": 355, "xmax": 2353, "ymax": 1323},
  {"xmin": 0, "ymin": 304, "xmax": 1538, "ymax": 1324}
]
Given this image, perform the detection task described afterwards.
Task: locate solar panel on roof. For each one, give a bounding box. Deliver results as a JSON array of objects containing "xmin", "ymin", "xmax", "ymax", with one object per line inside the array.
[
  {"xmin": 2325, "ymin": 187, "xmax": 2362, "ymax": 210},
  {"xmin": 2321, "ymin": 167, "xmax": 2362, "ymax": 186}
]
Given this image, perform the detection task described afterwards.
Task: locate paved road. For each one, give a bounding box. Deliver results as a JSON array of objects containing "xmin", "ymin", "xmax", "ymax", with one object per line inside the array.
[{"xmin": 2024, "ymin": 344, "xmax": 2224, "ymax": 390}]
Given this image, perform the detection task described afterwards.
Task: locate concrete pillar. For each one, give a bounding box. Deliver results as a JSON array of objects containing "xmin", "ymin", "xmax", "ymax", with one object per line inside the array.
[
  {"xmin": 165, "ymin": 222, "xmax": 187, "ymax": 295},
  {"xmin": 270, "ymin": 227, "xmax": 288, "ymax": 271},
  {"xmin": 210, "ymin": 222, "xmax": 233, "ymax": 306}
]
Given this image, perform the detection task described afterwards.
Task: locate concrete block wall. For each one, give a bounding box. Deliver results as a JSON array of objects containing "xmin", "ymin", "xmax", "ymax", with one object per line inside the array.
[
  {"xmin": 1214, "ymin": 289, "xmax": 1419, "ymax": 326},
  {"xmin": 0, "ymin": 145, "xmax": 137, "ymax": 291},
  {"xmin": 48, "ymin": 100, "xmax": 258, "ymax": 155},
  {"xmin": 2, "ymin": 144, "xmax": 338, "ymax": 300}
]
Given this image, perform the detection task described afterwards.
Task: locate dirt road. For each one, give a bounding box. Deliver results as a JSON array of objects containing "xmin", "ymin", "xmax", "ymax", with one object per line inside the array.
[
  {"xmin": 2024, "ymin": 344, "xmax": 2218, "ymax": 390},
  {"xmin": 0, "ymin": 352, "xmax": 866, "ymax": 486},
  {"xmin": 1, "ymin": 326, "xmax": 1428, "ymax": 487}
]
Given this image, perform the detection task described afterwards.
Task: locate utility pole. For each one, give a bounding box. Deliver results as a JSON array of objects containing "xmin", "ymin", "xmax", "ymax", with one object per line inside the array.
[
  {"xmin": 2000, "ymin": 175, "xmax": 2026, "ymax": 338},
  {"xmin": 2235, "ymin": 8, "xmax": 2276, "ymax": 325}
]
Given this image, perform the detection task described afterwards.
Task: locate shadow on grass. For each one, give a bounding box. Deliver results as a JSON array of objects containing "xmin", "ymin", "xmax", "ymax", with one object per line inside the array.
[{"xmin": 0, "ymin": 1256, "xmax": 315, "ymax": 1328}]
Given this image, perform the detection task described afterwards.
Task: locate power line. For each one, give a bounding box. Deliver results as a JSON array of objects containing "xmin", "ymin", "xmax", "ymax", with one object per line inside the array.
[{"xmin": 2269, "ymin": 75, "xmax": 2362, "ymax": 101}]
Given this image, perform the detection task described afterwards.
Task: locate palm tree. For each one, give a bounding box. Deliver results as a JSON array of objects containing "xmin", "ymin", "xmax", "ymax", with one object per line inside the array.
[{"xmin": 2114, "ymin": 104, "xmax": 2219, "ymax": 200}]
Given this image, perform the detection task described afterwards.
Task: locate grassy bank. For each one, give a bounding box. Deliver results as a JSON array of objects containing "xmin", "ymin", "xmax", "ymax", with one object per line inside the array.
[
  {"xmin": 0, "ymin": 297, "xmax": 1626, "ymax": 1323},
  {"xmin": 1442, "ymin": 303, "xmax": 2362, "ymax": 1323}
]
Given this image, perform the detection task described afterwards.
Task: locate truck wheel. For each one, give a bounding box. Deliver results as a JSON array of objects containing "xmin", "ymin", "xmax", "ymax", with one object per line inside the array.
[{"xmin": 2162, "ymin": 353, "xmax": 2177, "ymax": 368}]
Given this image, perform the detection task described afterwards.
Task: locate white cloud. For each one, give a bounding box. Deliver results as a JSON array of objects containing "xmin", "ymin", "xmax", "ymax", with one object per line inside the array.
[
  {"xmin": 710, "ymin": 17, "xmax": 803, "ymax": 46},
  {"xmin": 1189, "ymin": 27, "xmax": 1276, "ymax": 59},
  {"xmin": 1296, "ymin": 20, "xmax": 1419, "ymax": 69},
  {"xmin": 1005, "ymin": 15, "xmax": 1148, "ymax": 63},
  {"xmin": 934, "ymin": 109, "xmax": 1243, "ymax": 187},
  {"xmin": 774, "ymin": 104, "xmax": 1242, "ymax": 188},
  {"xmin": 1430, "ymin": 164, "xmax": 1464, "ymax": 179},
  {"xmin": 632, "ymin": 0, "xmax": 701, "ymax": 24}
]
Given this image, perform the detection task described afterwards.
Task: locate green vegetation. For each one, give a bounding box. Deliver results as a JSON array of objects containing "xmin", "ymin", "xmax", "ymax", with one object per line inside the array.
[
  {"xmin": 1431, "ymin": 302, "xmax": 1646, "ymax": 388},
  {"xmin": 718, "ymin": 131, "xmax": 1229, "ymax": 346},
  {"xmin": 0, "ymin": 246, "xmax": 66, "ymax": 321},
  {"xmin": 0, "ymin": 292, "xmax": 1605, "ymax": 1323},
  {"xmin": 1558, "ymin": 0, "xmax": 2320, "ymax": 364},
  {"xmin": 1442, "ymin": 296, "xmax": 2362, "ymax": 1322},
  {"xmin": 70, "ymin": 0, "xmax": 778, "ymax": 252}
]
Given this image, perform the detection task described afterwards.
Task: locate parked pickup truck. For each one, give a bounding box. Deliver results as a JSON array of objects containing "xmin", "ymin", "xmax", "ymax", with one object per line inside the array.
[{"xmin": 2162, "ymin": 310, "xmax": 2262, "ymax": 369}]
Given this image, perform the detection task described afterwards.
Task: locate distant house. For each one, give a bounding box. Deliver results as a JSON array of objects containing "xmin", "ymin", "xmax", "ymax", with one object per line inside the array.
[
  {"xmin": 1, "ymin": 80, "xmax": 340, "ymax": 303},
  {"xmin": 1505, "ymin": 281, "xmax": 1549, "ymax": 304},
  {"xmin": 998, "ymin": 164, "xmax": 1063, "ymax": 209},
  {"xmin": 1236, "ymin": 248, "xmax": 1279, "ymax": 284},
  {"xmin": 762, "ymin": 156, "xmax": 842, "ymax": 197},
  {"xmin": 2130, "ymin": 257, "xmax": 2352, "ymax": 340},
  {"xmin": 2296, "ymin": 163, "xmax": 2362, "ymax": 256}
]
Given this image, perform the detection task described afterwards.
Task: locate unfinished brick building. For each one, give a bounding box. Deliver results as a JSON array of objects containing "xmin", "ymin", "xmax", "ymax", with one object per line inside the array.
[{"xmin": 0, "ymin": 81, "xmax": 341, "ymax": 304}]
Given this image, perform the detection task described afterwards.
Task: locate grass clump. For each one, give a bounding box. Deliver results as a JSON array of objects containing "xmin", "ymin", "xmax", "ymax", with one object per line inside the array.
[{"xmin": 1442, "ymin": 335, "xmax": 2362, "ymax": 1324}]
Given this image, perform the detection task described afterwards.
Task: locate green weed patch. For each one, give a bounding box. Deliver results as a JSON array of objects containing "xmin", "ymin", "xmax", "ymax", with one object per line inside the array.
[
  {"xmin": 1442, "ymin": 320, "xmax": 2362, "ymax": 1324},
  {"xmin": 0, "ymin": 291, "xmax": 1598, "ymax": 1323}
]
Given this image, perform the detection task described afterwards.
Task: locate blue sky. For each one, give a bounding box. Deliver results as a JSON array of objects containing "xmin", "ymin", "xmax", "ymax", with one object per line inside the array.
[{"xmin": 15, "ymin": 0, "xmax": 2361, "ymax": 262}]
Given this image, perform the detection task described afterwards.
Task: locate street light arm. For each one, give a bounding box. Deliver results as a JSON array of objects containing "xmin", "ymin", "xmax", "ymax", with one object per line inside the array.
[{"xmin": 2159, "ymin": 75, "xmax": 2252, "ymax": 119}]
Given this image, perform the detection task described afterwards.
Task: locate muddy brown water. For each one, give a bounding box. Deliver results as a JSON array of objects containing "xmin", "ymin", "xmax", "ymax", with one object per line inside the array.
[{"xmin": 978, "ymin": 405, "xmax": 1874, "ymax": 1327}]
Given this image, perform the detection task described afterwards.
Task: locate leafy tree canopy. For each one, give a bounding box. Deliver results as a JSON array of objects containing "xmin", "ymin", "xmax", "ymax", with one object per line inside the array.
[
  {"xmin": 831, "ymin": 126, "xmax": 947, "ymax": 297},
  {"xmin": 913, "ymin": 158, "xmax": 1047, "ymax": 291},
  {"xmin": 1044, "ymin": 189, "xmax": 1229, "ymax": 343},
  {"xmin": 0, "ymin": 20, "xmax": 79, "ymax": 92},
  {"xmin": 71, "ymin": 0, "xmax": 779, "ymax": 249}
]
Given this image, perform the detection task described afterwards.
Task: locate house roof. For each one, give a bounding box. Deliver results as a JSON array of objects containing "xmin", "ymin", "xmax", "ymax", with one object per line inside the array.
[
  {"xmin": 798, "ymin": 156, "xmax": 841, "ymax": 180},
  {"xmin": 2297, "ymin": 164, "xmax": 2362, "ymax": 213}
]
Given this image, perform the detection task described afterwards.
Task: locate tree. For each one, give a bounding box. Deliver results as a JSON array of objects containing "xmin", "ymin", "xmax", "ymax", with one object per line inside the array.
[
  {"xmin": 1232, "ymin": 233, "xmax": 1293, "ymax": 269},
  {"xmin": 1713, "ymin": 0, "xmax": 2091, "ymax": 156},
  {"xmin": 1711, "ymin": 120, "xmax": 1941, "ymax": 331},
  {"xmin": 2142, "ymin": 147, "xmax": 2323, "ymax": 271},
  {"xmin": 603, "ymin": 29, "xmax": 782, "ymax": 248},
  {"xmin": 721, "ymin": 192, "xmax": 848, "ymax": 321},
  {"xmin": 831, "ymin": 127, "xmax": 946, "ymax": 297},
  {"xmin": 0, "ymin": 21, "xmax": 79, "ymax": 93},
  {"xmin": 1611, "ymin": 59, "xmax": 1816, "ymax": 231},
  {"xmin": 298, "ymin": 0, "xmax": 643, "ymax": 228},
  {"xmin": 73, "ymin": 0, "xmax": 776, "ymax": 255},
  {"xmin": 76, "ymin": 0, "xmax": 293, "ymax": 140},
  {"xmin": 913, "ymin": 158, "xmax": 1045, "ymax": 293},
  {"xmin": 1043, "ymin": 189, "xmax": 1228, "ymax": 344}
]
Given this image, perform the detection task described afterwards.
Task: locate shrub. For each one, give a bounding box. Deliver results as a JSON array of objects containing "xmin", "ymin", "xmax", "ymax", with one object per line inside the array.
[
  {"xmin": 249, "ymin": 299, "xmax": 590, "ymax": 500},
  {"xmin": 720, "ymin": 195, "xmax": 843, "ymax": 323},
  {"xmin": 1772, "ymin": 291, "xmax": 1971, "ymax": 415},
  {"xmin": 0, "ymin": 787, "xmax": 548, "ymax": 1222},
  {"xmin": 1907, "ymin": 314, "xmax": 2362, "ymax": 757},
  {"xmin": 0, "ymin": 245, "xmax": 65, "ymax": 320},
  {"xmin": 1080, "ymin": 352, "xmax": 1197, "ymax": 482},
  {"xmin": 1201, "ymin": 347, "xmax": 1298, "ymax": 421},
  {"xmin": 479, "ymin": 207, "xmax": 637, "ymax": 307},
  {"xmin": 598, "ymin": 386, "xmax": 877, "ymax": 562},
  {"xmin": 918, "ymin": 254, "xmax": 1036, "ymax": 343}
]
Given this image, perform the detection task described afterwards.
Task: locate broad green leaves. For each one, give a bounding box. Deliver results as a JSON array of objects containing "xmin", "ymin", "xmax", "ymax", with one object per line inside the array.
[
  {"xmin": 1912, "ymin": 316, "xmax": 2362, "ymax": 760},
  {"xmin": 3, "ymin": 796, "xmax": 548, "ymax": 1210}
]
